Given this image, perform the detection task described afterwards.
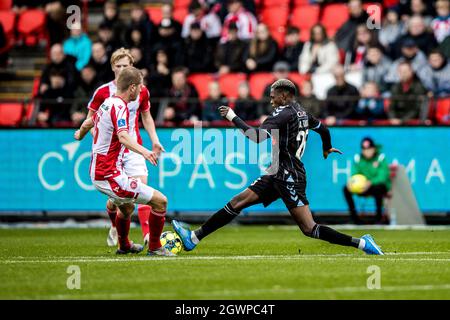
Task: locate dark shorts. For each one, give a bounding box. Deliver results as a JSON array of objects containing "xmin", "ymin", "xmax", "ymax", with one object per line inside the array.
[{"xmin": 248, "ymin": 175, "xmax": 309, "ymax": 210}]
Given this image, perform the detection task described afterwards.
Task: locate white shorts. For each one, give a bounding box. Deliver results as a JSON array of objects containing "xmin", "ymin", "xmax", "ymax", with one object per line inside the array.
[
  {"xmin": 93, "ymin": 174, "xmax": 155, "ymax": 206},
  {"xmin": 122, "ymin": 150, "xmax": 148, "ymax": 178}
]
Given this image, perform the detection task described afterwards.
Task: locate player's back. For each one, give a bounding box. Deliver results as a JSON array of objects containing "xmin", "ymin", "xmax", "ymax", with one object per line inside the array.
[{"xmin": 90, "ymin": 96, "xmax": 130, "ymax": 181}]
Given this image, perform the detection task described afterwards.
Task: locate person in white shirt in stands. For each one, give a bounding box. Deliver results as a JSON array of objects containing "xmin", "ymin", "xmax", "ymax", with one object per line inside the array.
[
  {"xmin": 220, "ymin": 0, "xmax": 257, "ymax": 43},
  {"xmin": 182, "ymin": 0, "xmax": 221, "ymax": 40}
]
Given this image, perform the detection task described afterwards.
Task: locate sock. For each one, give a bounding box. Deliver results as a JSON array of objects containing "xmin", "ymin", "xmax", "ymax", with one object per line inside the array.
[
  {"xmin": 149, "ymin": 209, "xmax": 165, "ymax": 251},
  {"xmin": 137, "ymin": 205, "xmax": 151, "ymax": 238},
  {"xmin": 191, "ymin": 231, "xmax": 199, "ymax": 244},
  {"xmin": 194, "ymin": 202, "xmax": 240, "ymax": 241},
  {"xmin": 115, "ymin": 215, "xmax": 131, "ymax": 250},
  {"xmin": 311, "ymin": 224, "xmax": 360, "ymax": 248},
  {"xmin": 357, "ymin": 238, "xmax": 366, "ymax": 250},
  {"xmin": 107, "ymin": 207, "xmax": 117, "ymax": 228}
]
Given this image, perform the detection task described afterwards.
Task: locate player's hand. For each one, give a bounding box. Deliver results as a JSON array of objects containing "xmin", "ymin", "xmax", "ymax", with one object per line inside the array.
[
  {"xmin": 143, "ymin": 150, "xmax": 158, "ymax": 166},
  {"xmin": 153, "ymin": 142, "xmax": 165, "ymax": 154},
  {"xmin": 218, "ymin": 106, "xmax": 230, "ymax": 117},
  {"xmin": 323, "ymin": 148, "xmax": 343, "ymax": 159},
  {"xmin": 74, "ymin": 130, "xmax": 81, "ymax": 141}
]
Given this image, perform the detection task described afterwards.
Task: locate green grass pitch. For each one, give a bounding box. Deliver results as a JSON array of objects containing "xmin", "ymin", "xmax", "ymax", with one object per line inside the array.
[{"xmin": 0, "ymin": 225, "xmax": 449, "ymax": 299}]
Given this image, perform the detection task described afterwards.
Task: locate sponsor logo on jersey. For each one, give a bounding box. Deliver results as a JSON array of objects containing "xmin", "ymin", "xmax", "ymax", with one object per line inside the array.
[
  {"xmin": 118, "ymin": 119, "xmax": 126, "ymax": 128},
  {"xmin": 130, "ymin": 179, "xmax": 138, "ymax": 190}
]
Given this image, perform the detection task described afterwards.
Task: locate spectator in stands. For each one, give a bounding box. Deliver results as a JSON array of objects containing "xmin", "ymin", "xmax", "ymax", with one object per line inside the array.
[
  {"xmin": 390, "ymin": 15, "xmax": 438, "ymax": 59},
  {"xmin": 299, "ymin": 24, "xmax": 339, "ymax": 75},
  {"xmin": 343, "ymin": 137, "xmax": 391, "ymax": 225},
  {"xmin": 378, "ymin": 9, "xmax": 406, "ymax": 52},
  {"xmin": 402, "ymin": 0, "xmax": 435, "ymax": 26},
  {"xmin": 130, "ymin": 46, "xmax": 150, "ymax": 81},
  {"xmin": 281, "ymin": 26, "xmax": 303, "ymax": 72},
  {"xmin": 261, "ymin": 61, "xmax": 299, "ymax": 115},
  {"xmin": 38, "ymin": 68, "xmax": 74, "ymax": 126},
  {"xmin": 127, "ymin": 3, "xmax": 154, "ymax": 48},
  {"xmin": 384, "ymin": 37, "xmax": 428, "ymax": 86},
  {"xmin": 98, "ymin": 22, "xmax": 122, "ymax": 58},
  {"xmin": 216, "ymin": 22, "xmax": 248, "ymax": 74},
  {"xmin": 334, "ymin": 0, "xmax": 369, "ymax": 53},
  {"xmin": 184, "ymin": 22, "xmax": 214, "ymax": 73},
  {"xmin": 40, "ymin": 43, "xmax": 78, "ymax": 95},
  {"xmin": 63, "ymin": 23, "xmax": 92, "ymax": 71},
  {"xmin": 153, "ymin": 18, "xmax": 185, "ymax": 68},
  {"xmin": 182, "ymin": 0, "xmax": 222, "ymax": 40},
  {"xmin": 202, "ymin": 81, "xmax": 228, "ymax": 122},
  {"xmin": 220, "ymin": 0, "xmax": 257, "ymax": 43},
  {"xmin": 417, "ymin": 49, "xmax": 450, "ymax": 97},
  {"xmin": 161, "ymin": 3, "xmax": 183, "ymax": 36},
  {"xmin": 431, "ymin": 0, "xmax": 450, "ymax": 43},
  {"xmin": 440, "ymin": 35, "xmax": 450, "ymax": 57},
  {"xmin": 45, "ymin": 1, "xmax": 68, "ymax": 45},
  {"xmin": 89, "ymin": 41, "xmax": 114, "ymax": 84},
  {"xmin": 388, "ymin": 61, "xmax": 426, "ymax": 125},
  {"xmin": 363, "ymin": 46, "xmax": 392, "ymax": 94},
  {"xmin": 71, "ymin": 64, "xmax": 98, "ymax": 127},
  {"xmin": 148, "ymin": 50, "xmax": 172, "ymax": 119},
  {"xmin": 298, "ymin": 80, "xmax": 322, "ymax": 118},
  {"xmin": 346, "ymin": 25, "xmax": 380, "ymax": 72},
  {"xmin": 164, "ymin": 67, "xmax": 200, "ymax": 124},
  {"xmin": 245, "ymin": 23, "xmax": 278, "ymax": 72},
  {"xmin": 324, "ymin": 65, "xmax": 359, "ymax": 125},
  {"xmin": 355, "ymin": 82, "xmax": 386, "ymax": 121},
  {"xmin": 101, "ymin": 0, "xmax": 125, "ymax": 44},
  {"xmin": 234, "ymin": 81, "xmax": 259, "ymax": 121}
]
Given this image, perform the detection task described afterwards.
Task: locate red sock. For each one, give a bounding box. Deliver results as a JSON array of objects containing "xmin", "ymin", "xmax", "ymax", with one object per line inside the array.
[
  {"xmin": 107, "ymin": 207, "xmax": 117, "ymax": 227},
  {"xmin": 137, "ymin": 205, "xmax": 151, "ymax": 238},
  {"xmin": 115, "ymin": 215, "xmax": 131, "ymax": 250},
  {"xmin": 149, "ymin": 209, "xmax": 166, "ymax": 250}
]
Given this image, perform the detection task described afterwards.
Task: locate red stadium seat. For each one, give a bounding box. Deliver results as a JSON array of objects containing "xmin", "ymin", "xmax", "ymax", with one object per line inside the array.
[
  {"xmin": 188, "ymin": 73, "xmax": 214, "ymax": 100},
  {"xmin": 293, "ymin": 0, "xmax": 311, "ymax": 6},
  {"xmin": 269, "ymin": 26, "xmax": 286, "ymax": 48},
  {"xmin": 263, "ymin": 0, "xmax": 290, "ymax": 7},
  {"xmin": 0, "ymin": 11, "xmax": 15, "ymax": 36},
  {"xmin": 0, "ymin": 103, "xmax": 23, "ymax": 126},
  {"xmin": 173, "ymin": 7, "xmax": 189, "ymax": 23},
  {"xmin": 320, "ymin": 4, "xmax": 349, "ymax": 37},
  {"xmin": 290, "ymin": 5, "xmax": 320, "ymax": 42},
  {"xmin": 249, "ymin": 73, "xmax": 275, "ymax": 99},
  {"xmin": 173, "ymin": 0, "xmax": 191, "ymax": 9},
  {"xmin": 0, "ymin": 0, "xmax": 12, "ymax": 10},
  {"xmin": 146, "ymin": 7, "xmax": 163, "ymax": 25},
  {"xmin": 218, "ymin": 73, "xmax": 247, "ymax": 99},
  {"xmin": 436, "ymin": 97, "xmax": 450, "ymax": 124},
  {"xmin": 259, "ymin": 6, "xmax": 289, "ymax": 30},
  {"xmin": 17, "ymin": 9, "xmax": 46, "ymax": 46},
  {"xmin": 288, "ymin": 72, "xmax": 310, "ymax": 90}
]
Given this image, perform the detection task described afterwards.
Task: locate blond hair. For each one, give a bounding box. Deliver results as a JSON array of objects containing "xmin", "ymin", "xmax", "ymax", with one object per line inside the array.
[
  {"xmin": 110, "ymin": 47, "xmax": 135, "ymax": 66},
  {"xmin": 116, "ymin": 67, "xmax": 142, "ymax": 92}
]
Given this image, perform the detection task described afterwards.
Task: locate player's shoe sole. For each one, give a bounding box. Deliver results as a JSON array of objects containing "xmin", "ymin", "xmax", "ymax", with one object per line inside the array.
[
  {"xmin": 116, "ymin": 242, "xmax": 144, "ymax": 255},
  {"xmin": 361, "ymin": 234, "xmax": 384, "ymax": 255},
  {"xmin": 107, "ymin": 227, "xmax": 118, "ymax": 247},
  {"xmin": 147, "ymin": 247, "xmax": 177, "ymax": 257},
  {"xmin": 171, "ymin": 220, "xmax": 196, "ymax": 251}
]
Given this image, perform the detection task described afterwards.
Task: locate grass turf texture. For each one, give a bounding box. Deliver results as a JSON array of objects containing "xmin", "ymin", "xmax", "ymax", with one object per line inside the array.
[{"xmin": 0, "ymin": 226, "xmax": 449, "ymax": 299}]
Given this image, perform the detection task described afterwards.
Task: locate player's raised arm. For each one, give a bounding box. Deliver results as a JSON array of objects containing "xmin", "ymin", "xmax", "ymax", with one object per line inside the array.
[
  {"xmin": 117, "ymin": 130, "xmax": 158, "ymax": 166},
  {"xmin": 218, "ymin": 106, "xmax": 271, "ymax": 143},
  {"xmin": 309, "ymin": 115, "xmax": 342, "ymax": 159},
  {"xmin": 74, "ymin": 117, "xmax": 94, "ymax": 141}
]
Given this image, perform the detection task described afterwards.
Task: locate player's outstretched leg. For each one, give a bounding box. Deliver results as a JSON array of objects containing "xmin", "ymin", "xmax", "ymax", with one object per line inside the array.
[
  {"xmin": 289, "ymin": 205, "xmax": 384, "ymax": 255},
  {"xmin": 115, "ymin": 203, "xmax": 144, "ymax": 254},
  {"xmin": 106, "ymin": 199, "xmax": 118, "ymax": 247},
  {"xmin": 146, "ymin": 190, "xmax": 176, "ymax": 257},
  {"xmin": 172, "ymin": 189, "xmax": 259, "ymax": 251},
  {"xmin": 137, "ymin": 204, "xmax": 151, "ymax": 246}
]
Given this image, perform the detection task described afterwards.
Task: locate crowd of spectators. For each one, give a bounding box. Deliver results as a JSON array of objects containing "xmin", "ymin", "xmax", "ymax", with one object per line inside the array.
[{"xmin": 26, "ymin": 0, "xmax": 450, "ymax": 126}]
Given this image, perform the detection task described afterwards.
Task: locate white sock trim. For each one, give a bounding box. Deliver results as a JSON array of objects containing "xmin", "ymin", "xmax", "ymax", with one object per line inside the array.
[
  {"xmin": 191, "ymin": 231, "xmax": 199, "ymax": 244},
  {"xmin": 358, "ymin": 238, "xmax": 366, "ymax": 250}
]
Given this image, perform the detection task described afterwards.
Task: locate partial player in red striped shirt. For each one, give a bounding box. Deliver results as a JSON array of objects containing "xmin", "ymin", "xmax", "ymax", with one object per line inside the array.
[
  {"xmin": 76, "ymin": 67, "xmax": 175, "ymax": 256},
  {"xmin": 86, "ymin": 48, "xmax": 165, "ymax": 252}
]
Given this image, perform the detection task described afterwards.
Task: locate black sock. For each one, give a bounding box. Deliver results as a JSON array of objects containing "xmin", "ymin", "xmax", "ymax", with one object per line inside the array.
[
  {"xmin": 194, "ymin": 202, "xmax": 240, "ymax": 241},
  {"xmin": 311, "ymin": 224, "xmax": 360, "ymax": 248}
]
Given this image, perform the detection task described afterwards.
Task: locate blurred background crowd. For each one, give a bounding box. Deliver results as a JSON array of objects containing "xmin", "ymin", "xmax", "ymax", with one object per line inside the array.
[{"xmin": 0, "ymin": 0, "xmax": 449, "ymax": 127}]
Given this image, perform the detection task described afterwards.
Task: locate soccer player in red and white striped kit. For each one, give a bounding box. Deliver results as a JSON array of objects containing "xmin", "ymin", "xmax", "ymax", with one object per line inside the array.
[{"xmin": 86, "ymin": 48, "xmax": 164, "ymax": 252}]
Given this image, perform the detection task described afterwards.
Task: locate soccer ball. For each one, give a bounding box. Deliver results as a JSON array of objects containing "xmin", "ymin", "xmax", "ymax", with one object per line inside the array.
[
  {"xmin": 347, "ymin": 174, "xmax": 368, "ymax": 194},
  {"xmin": 160, "ymin": 231, "xmax": 183, "ymax": 254}
]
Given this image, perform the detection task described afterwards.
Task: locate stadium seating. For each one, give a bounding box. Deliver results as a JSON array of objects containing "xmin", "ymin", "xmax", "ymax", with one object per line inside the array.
[
  {"xmin": 0, "ymin": 0, "xmax": 12, "ymax": 11},
  {"xmin": 292, "ymin": 0, "xmax": 311, "ymax": 5},
  {"xmin": 289, "ymin": 5, "xmax": 320, "ymax": 42},
  {"xmin": 218, "ymin": 73, "xmax": 247, "ymax": 99},
  {"xmin": 259, "ymin": 6, "xmax": 289, "ymax": 31},
  {"xmin": 288, "ymin": 72, "xmax": 310, "ymax": 89},
  {"xmin": 17, "ymin": 9, "xmax": 46, "ymax": 46},
  {"xmin": 0, "ymin": 103, "xmax": 23, "ymax": 126},
  {"xmin": 262, "ymin": 0, "xmax": 290, "ymax": 7},
  {"xmin": 249, "ymin": 73, "xmax": 274, "ymax": 99},
  {"xmin": 173, "ymin": 7, "xmax": 189, "ymax": 23},
  {"xmin": 187, "ymin": 73, "xmax": 214, "ymax": 100},
  {"xmin": 320, "ymin": 4, "xmax": 349, "ymax": 37},
  {"xmin": 146, "ymin": 7, "xmax": 163, "ymax": 25},
  {"xmin": 436, "ymin": 97, "xmax": 450, "ymax": 124},
  {"xmin": 0, "ymin": 11, "xmax": 15, "ymax": 37},
  {"xmin": 173, "ymin": 0, "xmax": 191, "ymax": 9}
]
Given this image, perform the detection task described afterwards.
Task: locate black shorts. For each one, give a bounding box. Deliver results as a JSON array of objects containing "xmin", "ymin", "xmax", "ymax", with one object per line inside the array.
[{"xmin": 248, "ymin": 175, "xmax": 309, "ymax": 210}]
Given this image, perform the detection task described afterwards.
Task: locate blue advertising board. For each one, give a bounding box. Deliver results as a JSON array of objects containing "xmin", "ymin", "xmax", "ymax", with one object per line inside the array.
[{"xmin": 0, "ymin": 127, "xmax": 448, "ymax": 213}]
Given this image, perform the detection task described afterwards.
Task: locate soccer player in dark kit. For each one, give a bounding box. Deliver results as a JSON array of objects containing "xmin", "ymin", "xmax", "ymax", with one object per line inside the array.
[{"xmin": 172, "ymin": 79, "xmax": 384, "ymax": 255}]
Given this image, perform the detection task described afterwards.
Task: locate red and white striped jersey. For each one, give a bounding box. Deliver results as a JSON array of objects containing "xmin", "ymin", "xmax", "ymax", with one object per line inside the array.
[
  {"xmin": 220, "ymin": 8, "xmax": 257, "ymax": 43},
  {"xmin": 90, "ymin": 95, "xmax": 129, "ymax": 181},
  {"xmin": 87, "ymin": 80, "xmax": 151, "ymax": 145}
]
